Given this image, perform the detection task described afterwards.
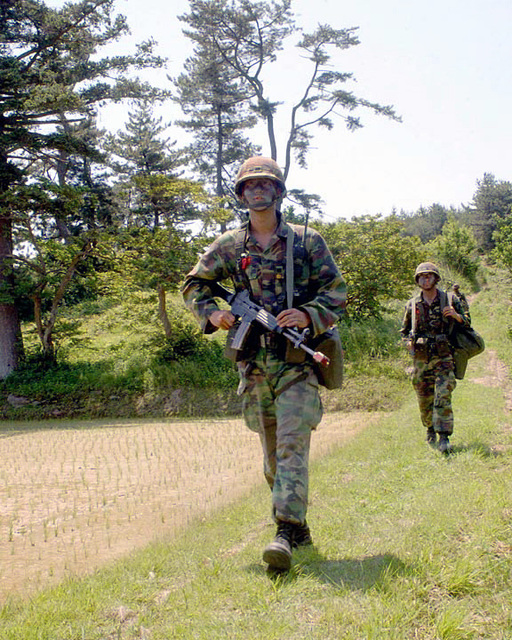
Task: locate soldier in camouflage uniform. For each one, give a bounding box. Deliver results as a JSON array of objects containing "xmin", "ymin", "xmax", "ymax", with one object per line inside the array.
[
  {"xmin": 182, "ymin": 156, "xmax": 346, "ymax": 570},
  {"xmin": 401, "ymin": 262, "xmax": 470, "ymax": 453}
]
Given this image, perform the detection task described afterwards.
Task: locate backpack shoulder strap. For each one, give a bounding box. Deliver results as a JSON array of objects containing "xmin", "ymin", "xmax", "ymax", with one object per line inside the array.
[
  {"xmin": 439, "ymin": 289, "xmax": 456, "ymax": 334},
  {"xmin": 284, "ymin": 223, "xmax": 310, "ymax": 309},
  {"xmin": 232, "ymin": 224, "xmax": 250, "ymax": 291},
  {"xmin": 234, "ymin": 225, "xmax": 246, "ymax": 262},
  {"xmin": 286, "ymin": 225, "xmax": 295, "ymax": 309},
  {"xmin": 409, "ymin": 293, "xmax": 422, "ymax": 335}
]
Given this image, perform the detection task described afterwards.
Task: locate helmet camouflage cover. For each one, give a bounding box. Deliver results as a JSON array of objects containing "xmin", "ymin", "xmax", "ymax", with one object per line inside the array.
[
  {"xmin": 234, "ymin": 156, "xmax": 286, "ymax": 198},
  {"xmin": 415, "ymin": 261, "xmax": 441, "ymax": 282}
]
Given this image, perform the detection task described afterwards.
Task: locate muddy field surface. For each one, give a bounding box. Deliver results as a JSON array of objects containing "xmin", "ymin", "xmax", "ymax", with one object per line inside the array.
[{"xmin": 0, "ymin": 410, "xmax": 384, "ymax": 602}]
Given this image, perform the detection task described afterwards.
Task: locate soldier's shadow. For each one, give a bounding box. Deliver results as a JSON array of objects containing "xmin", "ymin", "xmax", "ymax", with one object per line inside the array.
[
  {"xmin": 448, "ymin": 440, "xmax": 497, "ymax": 458},
  {"xmin": 248, "ymin": 549, "xmax": 410, "ymax": 591}
]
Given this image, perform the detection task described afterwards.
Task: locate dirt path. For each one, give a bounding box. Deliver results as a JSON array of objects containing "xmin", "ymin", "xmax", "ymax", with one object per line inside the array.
[{"xmin": 0, "ymin": 410, "xmax": 383, "ymax": 602}]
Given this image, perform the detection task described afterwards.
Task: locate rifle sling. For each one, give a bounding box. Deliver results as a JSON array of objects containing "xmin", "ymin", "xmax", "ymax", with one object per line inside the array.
[
  {"xmin": 286, "ymin": 226, "xmax": 294, "ymax": 309},
  {"xmin": 274, "ymin": 371, "xmax": 308, "ymax": 397}
]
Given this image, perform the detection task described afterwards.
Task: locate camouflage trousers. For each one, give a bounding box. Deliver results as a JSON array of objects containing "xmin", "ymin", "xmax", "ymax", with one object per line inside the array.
[
  {"xmin": 411, "ymin": 354, "xmax": 457, "ymax": 435},
  {"xmin": 238, "ymin": 352, "xmax": 322, "ymax": 526}
]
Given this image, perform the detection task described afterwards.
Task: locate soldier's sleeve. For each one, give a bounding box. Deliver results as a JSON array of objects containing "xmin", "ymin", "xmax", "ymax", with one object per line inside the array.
[
  {"xmin": 297, "ymin": 229, "xmax": 347, "ymax": 336},
  {"xmin": 400, "ymin": 300, "xmax": 412, "ymax": 340},
  {"xmin": 181, "ymin": 235, "xmax": 234, "ymax": 334}
]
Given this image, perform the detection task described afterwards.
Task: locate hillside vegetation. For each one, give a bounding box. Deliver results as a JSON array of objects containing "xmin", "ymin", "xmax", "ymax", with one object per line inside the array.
[{"xmin": 0, "ymin": 290, "xmax": 412, "ymax": 421}]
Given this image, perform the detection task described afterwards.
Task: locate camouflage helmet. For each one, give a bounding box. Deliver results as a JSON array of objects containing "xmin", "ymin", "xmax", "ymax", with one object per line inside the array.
[
  {"xmin": 234, "ymin": 156, "xmax": 286, "ymax": 198},
  {"xmin": 415, "ymin": 261, "xmax": 441, "ymax": 283}
]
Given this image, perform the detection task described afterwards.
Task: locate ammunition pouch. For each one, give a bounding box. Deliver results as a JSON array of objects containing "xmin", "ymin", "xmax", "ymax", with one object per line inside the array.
[
  {"xmin": 413, "ymin": 336, "xmax": 428, "ymax": 361},
  {"xmin": 435, "ymin": 334, "xmax": 452, "ymax": 358}
]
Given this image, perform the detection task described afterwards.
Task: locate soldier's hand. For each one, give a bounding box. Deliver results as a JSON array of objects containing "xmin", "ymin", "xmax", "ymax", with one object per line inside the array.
[
  {"xmin": 276, "ymin": 308, "xmax": 310, "ymax": 329},
  {"xmin": 442, "ymin": 306, "xmax": 463, "ymax": 323},
  {"xmin": 209, "ymin": 310, "xmax": 236, "ymax": 330}
]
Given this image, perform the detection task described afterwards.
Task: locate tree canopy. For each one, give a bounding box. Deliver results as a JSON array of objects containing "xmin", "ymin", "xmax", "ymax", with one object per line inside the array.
[{"xmin": 0, "ymin": 0, "xmax": 167, "ymax": 375}]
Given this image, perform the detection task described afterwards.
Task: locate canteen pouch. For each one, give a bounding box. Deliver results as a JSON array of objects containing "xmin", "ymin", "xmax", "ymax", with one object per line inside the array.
[{"xmin": 311, "ymin": 326, "xmax": 344, "ymax": 390}]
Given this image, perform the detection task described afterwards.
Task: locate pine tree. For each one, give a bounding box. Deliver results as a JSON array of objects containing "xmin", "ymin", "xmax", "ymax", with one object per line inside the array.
[
  {"xmin": 178, "ymin": 0, "xmax": 400, "ymax": 193},
  {"xmin": 0, "ymin": 0, "xmax": 166, "ymax": 377},
  {"xmin": 174, "ymin": 43, "xmax": 258, "ymax": 206},
  {"xmin": 109, "ymin": 100, "xmax": 206, "ymax": 229},
  {"xmin": 465, "ymin": 173, "xmax": 512, "ymax": 252}
]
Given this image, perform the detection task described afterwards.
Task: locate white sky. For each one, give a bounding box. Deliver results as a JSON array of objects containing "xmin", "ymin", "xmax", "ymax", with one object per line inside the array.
[{"xmin": 49, "ymin": 0, "xmax": 512, "ymax": 221}]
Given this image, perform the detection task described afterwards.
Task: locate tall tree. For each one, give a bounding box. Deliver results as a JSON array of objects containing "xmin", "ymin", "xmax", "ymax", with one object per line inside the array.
[
  {"xmin": 178, "ymin": 0, "xmax": 400, "ymax": 206},
  {"xmin": 464, "ymin": 173, "xmax": 512, "ymax": 252},
  {"xmin": 108, "ymin": 100, "xmax": 191, "ymax": 229},
  {"xmin": 0, "ymin": 0, "xmax": 166, "ymax": 377},
  {"xmin": 110, "ymin": 100, "xmax": 179, "ymax": 179},
  {"xmin": 174, "ymin": 47, "xmax": 258, "ymax": 209}
]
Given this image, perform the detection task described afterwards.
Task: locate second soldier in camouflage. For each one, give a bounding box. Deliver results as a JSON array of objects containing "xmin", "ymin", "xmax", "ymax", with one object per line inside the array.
[{"xmin": 401, "ymin": 262, "xmax": 470, "ymax": 453}]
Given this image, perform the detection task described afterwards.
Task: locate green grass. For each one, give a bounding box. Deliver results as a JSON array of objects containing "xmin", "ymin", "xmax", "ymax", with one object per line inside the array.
[
  {"xmin": 1, "ymin": 293, "xmax": 409, "ymax": 420},
  {"xmin": 1, "ymin": 269, "xmax": 512, "ymax": 638},
  {"xmin": 1, "ymin": 347, "xmax": 512, "ymax": 638}
]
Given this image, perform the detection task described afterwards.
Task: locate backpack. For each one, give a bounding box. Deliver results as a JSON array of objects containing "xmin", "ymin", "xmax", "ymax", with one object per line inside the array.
[{"xmin": 440, "ymin": 291, "xmax": 485, "ymax": 380}]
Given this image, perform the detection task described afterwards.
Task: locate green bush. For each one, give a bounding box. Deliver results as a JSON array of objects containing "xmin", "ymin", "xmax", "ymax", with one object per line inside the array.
[{"xmin": 427, "ymin": 220, "xmax": 479, "ymax": 282}]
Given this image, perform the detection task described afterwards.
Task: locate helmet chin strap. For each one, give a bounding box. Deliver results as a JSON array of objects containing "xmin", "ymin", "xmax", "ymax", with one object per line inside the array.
[
  {"xmin": 242, "ymin": 188, "xmax": 280, "ymax": 211},
  {"xmin": 244, "ymin": 197, "xmax": 275, "ymax": 211}
]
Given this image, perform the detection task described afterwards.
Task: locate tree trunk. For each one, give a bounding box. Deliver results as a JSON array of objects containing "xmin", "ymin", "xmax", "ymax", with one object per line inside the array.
[
  {"xmin": 32, "ymin": 241, "xmax": 95, "ymax": 361},
  {"xmin": 157, "ymin": 284, "xmax": 172, "ymax": 338},
  {"xmin": 0, "ymin": 214, "xmax": 23, "ymax": 378}
]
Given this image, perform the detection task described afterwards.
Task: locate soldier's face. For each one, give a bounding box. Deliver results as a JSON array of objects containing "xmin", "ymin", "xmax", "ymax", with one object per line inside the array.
[
  {"xmin": 418, "ymin": 273, "xmax": 437, "ymax": 291},
  {"xmin": 242, "ymin": 178, "xmax": 278, "ymax": 210}
]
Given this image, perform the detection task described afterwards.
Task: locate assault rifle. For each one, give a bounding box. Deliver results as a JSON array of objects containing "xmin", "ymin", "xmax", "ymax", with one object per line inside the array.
[{"xmin": 209, "ymin": 281, "xmax": 330, "ymax": 366}]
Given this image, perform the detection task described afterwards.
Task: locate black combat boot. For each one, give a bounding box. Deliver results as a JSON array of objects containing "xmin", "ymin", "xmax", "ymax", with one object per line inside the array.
[
  {"xmin": 438, "ymin": 433, "xmax": 452, "ymax": 454},
  {"xmin": 262, "ymin": 521, "xmax": 294, "ymax": 570},
  {"xmin": 426, "ymin": 429, "xmax": 437, "ymax": 447},
  {"xmin": 292, "ymin": 521, "xmax": 313, "ymax": 548}
]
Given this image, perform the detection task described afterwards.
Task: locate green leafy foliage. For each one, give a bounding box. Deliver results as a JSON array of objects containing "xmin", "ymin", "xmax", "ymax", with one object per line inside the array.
[
  {"xmin": 464, "ymin": 173, "xmax": 512, "ymax": 252},
  {"xmin": 492, "ymin": 217, "xmax": 512, "ymax": 275},
  {"xmin": 399, "ymin": 203, "xmax": 452, "ymax": 243},
  {"xmin": 316, "ymin": 215, "xmax": 424, "ymax": 318},
  {"xmin": 0, "ymin": 0, "xmax": 168, "ymax": 377},
  {"xmin": 426, "ymin": 219, "xmax": 479, "ymax": 282}
]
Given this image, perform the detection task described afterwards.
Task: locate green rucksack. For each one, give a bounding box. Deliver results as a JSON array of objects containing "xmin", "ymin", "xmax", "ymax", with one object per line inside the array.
[{"xmin": 442, "ymin": 291, "xmax": 485, "ymax": 380}]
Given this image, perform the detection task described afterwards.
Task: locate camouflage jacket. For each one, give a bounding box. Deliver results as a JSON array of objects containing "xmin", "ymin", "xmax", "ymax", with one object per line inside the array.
[
  {"xmin": 400, "ymin": 288, "xmax": 470, "ymax": 340},
  {"xmin": 182, "ymin": 218, "xmax": 347, "ymax": 338}
]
